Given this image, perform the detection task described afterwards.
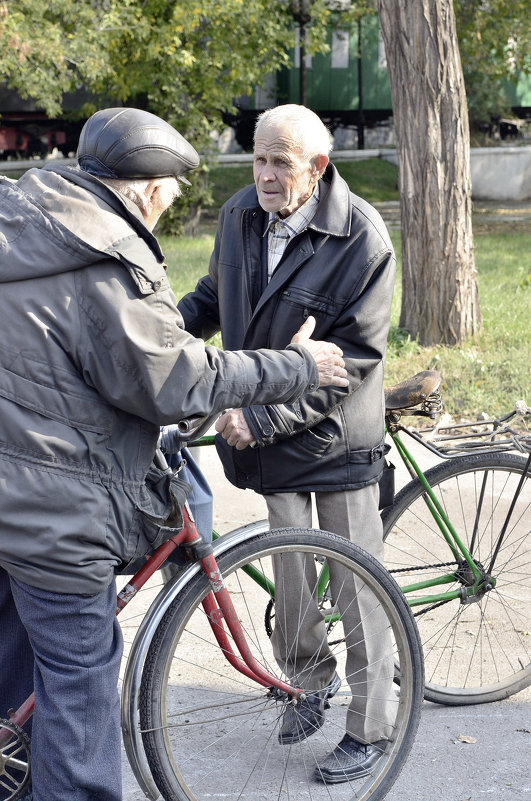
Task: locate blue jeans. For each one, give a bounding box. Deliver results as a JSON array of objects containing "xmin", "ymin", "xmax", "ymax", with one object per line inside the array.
[{"xmin": 0, "ymin": 568, "xmax": 122, "ymax": 801}]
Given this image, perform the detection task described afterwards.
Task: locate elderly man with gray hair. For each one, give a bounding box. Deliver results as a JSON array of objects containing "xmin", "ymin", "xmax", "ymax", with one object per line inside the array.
[
  {"xmin": 0, "ymin": 106, "xmax": 348, "ymax": 801},
  {"xmin": 179, "ymin": 103, "xmax": 397, "ymax": 784}
]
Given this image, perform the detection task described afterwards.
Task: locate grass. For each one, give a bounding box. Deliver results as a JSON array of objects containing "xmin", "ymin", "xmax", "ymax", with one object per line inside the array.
[
  {"xmin": 333, "ymin": 159, "xmax": 399, "ymax": 203},
  {"xmin": 383, "ymin": 231, "xmax": 530, "ymax": 419}
]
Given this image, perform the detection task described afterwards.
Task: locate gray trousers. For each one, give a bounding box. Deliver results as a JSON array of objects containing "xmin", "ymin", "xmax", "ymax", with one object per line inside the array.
[{"xmin": 266, "ymin": 486, "xmax": 395, "ymax": 742}]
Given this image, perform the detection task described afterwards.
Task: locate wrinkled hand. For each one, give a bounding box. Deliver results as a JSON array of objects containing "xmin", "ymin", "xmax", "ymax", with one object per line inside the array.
[
  {"xmin": 291, "ymin": 316, "xmax": 349, "ymax": 388},
  {"xmin": 215, "ymin": 409, "xmax": 256, "ymax": 450}
]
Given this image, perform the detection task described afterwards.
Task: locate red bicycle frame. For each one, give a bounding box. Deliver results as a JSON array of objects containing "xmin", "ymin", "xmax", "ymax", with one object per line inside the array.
[{"xmin": 0, "ymin": 502, "xmax": 302, "ymax": 751}]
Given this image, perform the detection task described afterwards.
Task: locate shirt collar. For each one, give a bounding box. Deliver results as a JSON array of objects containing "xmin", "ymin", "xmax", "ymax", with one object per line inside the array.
[{"xmin": 266, "ymin": 184, "xmax": 320, "ymax": 237}]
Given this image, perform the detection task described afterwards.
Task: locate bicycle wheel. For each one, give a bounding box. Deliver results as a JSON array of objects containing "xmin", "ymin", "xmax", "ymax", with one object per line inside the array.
[
  {"xmin": 140, "ymin": 528, "xmax": 423, "ymax": 801},
  {"xmin": 382, "ymin": 451, "xmax": 530, "ymax": 705}
]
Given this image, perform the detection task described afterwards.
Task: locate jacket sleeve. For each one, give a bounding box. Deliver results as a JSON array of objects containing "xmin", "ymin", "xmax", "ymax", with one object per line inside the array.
[
  {"xmin": 177, "ymin": 208, "xmax": 224, "ymax": 340},
  {"xmin": 177, "ymin": 272, "xmax": 221, "ymax": 341},
  {"xmin": 241, "ymin": 248, "xmax": 396, "ymax": 446},
  {"xmin": 76, "ymin": 261, "xmax": 318, "ymax": 427}
]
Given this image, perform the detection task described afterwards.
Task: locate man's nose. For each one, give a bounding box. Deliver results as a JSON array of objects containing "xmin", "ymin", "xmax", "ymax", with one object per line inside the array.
[{"xmin": 261, "ymin": 164, "xmax": 276, "ymax": 181}]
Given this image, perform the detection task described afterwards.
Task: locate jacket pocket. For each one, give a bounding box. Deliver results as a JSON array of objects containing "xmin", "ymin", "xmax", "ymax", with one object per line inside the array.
[
  {"xmin": 293, "ymin": 424, "xmax": 335, "ymax": 456},
  {"xmin": 0, "ymin": 358, "xmax": 114, "ymax": 435},
  {"xmin": 281, "ymin": 286, "xmax": 339, "ymax": 317},
  {"xmin": 378, "ymin": 459, "xmax": 395, "ymax": 510}
]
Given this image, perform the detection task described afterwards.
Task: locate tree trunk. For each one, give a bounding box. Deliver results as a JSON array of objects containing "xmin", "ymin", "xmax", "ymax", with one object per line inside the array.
[{"xmin": 378, "ymin": 0, "xmax": 481, "ymax": 345}]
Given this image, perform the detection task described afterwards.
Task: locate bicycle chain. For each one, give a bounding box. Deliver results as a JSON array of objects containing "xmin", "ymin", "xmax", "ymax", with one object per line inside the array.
[
  {"xmin": 389, "ymin": 561, "xmax": 457, "ymax": 574},
  {"xmin": 389, "ymin": 562, "xmax": 458, "ymax": 618}
]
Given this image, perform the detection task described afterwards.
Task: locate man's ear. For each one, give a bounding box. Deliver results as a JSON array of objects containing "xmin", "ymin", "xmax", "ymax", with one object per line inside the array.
[
  {"xmin": 145, "ymin": 178, "xmax": 162, "ymax": 206},
  {"xmin": 312, "ymin": 154, "xmax": 329, "ymax": 179}
]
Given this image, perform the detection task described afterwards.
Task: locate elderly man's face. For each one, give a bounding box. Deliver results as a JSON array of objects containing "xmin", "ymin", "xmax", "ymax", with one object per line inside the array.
[{"xmin": 253, "ymin": 123, "xmax": 323, "ymax": 218}]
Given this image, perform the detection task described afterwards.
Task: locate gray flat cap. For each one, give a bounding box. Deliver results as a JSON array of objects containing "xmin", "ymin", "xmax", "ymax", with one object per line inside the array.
[{"xmin": 77, "ymin": 107, "xmax": 200, "ymax": 185}]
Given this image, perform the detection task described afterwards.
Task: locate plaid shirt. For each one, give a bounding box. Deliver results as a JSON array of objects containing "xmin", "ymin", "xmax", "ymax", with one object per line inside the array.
[{"xmin": 265, "ymin": 187, "xmax": 320, "ymax": 282}]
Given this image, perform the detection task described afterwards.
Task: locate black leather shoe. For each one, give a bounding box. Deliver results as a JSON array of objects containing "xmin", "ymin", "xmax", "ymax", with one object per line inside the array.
[
  {"xmin": 278, "ymin": 672, "xmax": 341, "ymax": 745},
  {"xmin": 314, "ymin": 734, "xmax": 388, "ymax": 783}
]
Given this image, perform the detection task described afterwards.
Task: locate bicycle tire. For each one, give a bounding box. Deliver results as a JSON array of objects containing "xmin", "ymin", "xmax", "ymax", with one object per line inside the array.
[
  {"xmin": 382, "ymin": 451, "xmax": 530, "ymax": 705},
  {"xmin": 140, "ymin": 528, "xmax": 424, "ymax": 801}
]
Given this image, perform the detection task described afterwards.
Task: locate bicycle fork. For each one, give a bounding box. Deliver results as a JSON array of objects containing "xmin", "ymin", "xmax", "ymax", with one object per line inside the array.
[{"xmin": 198, "ymin": 546, "xmax": 303, "ymax": 700}]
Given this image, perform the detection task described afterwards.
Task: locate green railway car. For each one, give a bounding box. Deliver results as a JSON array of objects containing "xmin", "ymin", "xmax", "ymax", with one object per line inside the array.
[{"xmin": 228, "ymin": 14, "xmax": 530, "ymax": 151}]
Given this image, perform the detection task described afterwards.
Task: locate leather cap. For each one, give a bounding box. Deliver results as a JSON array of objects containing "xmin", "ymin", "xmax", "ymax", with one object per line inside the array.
[{"xmin": 77, "ymin": 107, "xmax": 199, "ymax": 185}]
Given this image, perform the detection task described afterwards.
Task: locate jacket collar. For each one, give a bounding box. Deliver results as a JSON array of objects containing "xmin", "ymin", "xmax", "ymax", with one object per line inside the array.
[
  {"xmin": 44, "ymin": 163, "xmax": 166, "ymax": 263},
  {"xmin": 229, "ymin": 163, "xmax": 351, "ymax": 239}
]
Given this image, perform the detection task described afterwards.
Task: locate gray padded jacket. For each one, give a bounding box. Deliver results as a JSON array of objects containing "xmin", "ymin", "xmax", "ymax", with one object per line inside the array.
[{"xmin": 0, "ymin": 165, "xmax": 319, "ymax": 593}]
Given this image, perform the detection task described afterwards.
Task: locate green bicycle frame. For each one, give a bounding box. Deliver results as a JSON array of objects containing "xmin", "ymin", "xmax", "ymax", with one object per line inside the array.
[
  {"xmin": 389, "ymin": 429, "xmax": 488, "ymax": 608},
  {"xmin": 189, "ymin": 426, "xmax": 489, "ymax": 616}
]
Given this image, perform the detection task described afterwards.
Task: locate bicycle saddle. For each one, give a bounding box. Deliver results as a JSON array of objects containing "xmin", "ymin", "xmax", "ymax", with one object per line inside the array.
[{"xmin": 384, "ymin": 370, "xmax": 441, "ymax": 411}]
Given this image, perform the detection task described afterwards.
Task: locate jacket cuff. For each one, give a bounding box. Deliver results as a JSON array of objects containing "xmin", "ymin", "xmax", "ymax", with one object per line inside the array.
[
  {"xmin": 285, "ymin": 344, "xmax": 319, "ymax": 392},
  {"xmin": 242, "ymin": 407, "xmax": 274, "ymax": 447}
]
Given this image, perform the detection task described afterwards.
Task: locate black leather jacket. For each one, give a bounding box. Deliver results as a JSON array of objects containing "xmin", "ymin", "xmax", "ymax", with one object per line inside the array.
[{"xmin": 178, "ymin": 164, "xmax": 396, "ymax": 493}]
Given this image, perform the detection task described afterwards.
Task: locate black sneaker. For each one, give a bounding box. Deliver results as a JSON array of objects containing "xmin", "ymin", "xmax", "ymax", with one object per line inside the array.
[
  {"xmin": 315, "ymin": 734, "xmax": 388, "ymax": 783},
  {"xmin": 278, "ymin": 671, "xmax": 341, "ymax": 745}
]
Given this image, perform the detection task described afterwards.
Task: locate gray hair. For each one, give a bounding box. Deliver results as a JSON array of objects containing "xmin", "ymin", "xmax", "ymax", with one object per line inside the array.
[
  {"xmin": 99, "ymin": 176, "xmax": 181, "ymax": 213},
  {"xmin": 254, "ymin": 104, "xmax": 333, "ymax": 158}
]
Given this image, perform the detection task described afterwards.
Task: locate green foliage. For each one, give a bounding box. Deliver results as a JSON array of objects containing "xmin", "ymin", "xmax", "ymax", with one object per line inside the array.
[
  {"xmin": 0, "ymin": 0, "xmax": 379, "ymax": 148},
  {"xmin": 1, "ymin": 0, "xmax": 529, "ymax": 138},
  {"xmin": 0, "ymin": 0, "xmax": 373, "ymax": 230},
  {"xmin": 454, "ymin": 0, "xmax": 531, "ymax": 128},
  {"xmin": 104, "ymin": 0, "xmax": 298, "ymax": 153},
  {"xmin": 0, "ymin": 0, "xmax": 121, "ymax": 117},
  {"xmin": 0, "ymin": 0, "xmax": 297, "ymax": 152}
]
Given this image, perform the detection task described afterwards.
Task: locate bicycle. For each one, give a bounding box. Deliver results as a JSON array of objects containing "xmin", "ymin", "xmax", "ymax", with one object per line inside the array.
[
  {"xmin": 183, "ymin": 369, "xmax": 530, "ymax": 707},
  {"xmin": 0, "ymin": 450, "xmax": 424, "ymax": 801}
]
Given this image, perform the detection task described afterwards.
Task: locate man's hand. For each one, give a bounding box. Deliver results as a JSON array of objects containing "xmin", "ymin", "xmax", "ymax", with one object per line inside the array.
[
  {"xmin": 215, "ymin": 409, "xmax": 256, "ymax": 450},
  {"xmin": 291, "ymin": 316, "xmax": 349, "ymax": 388}
]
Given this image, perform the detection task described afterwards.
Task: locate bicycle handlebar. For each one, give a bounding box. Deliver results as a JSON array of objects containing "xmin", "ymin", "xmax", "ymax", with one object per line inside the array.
[
  {"xmin": 176, "ymin": 414, "xmax": 215, "ymax": 441},
  {"xmin": 177, "ymin": 415, "xmax": 208, "ymax": 434}
]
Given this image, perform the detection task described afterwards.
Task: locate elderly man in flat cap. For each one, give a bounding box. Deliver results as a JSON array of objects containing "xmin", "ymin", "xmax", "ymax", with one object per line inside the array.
[{"xmin": 0, "ymin": 107, "xmax": 347, "ymax": 801}]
